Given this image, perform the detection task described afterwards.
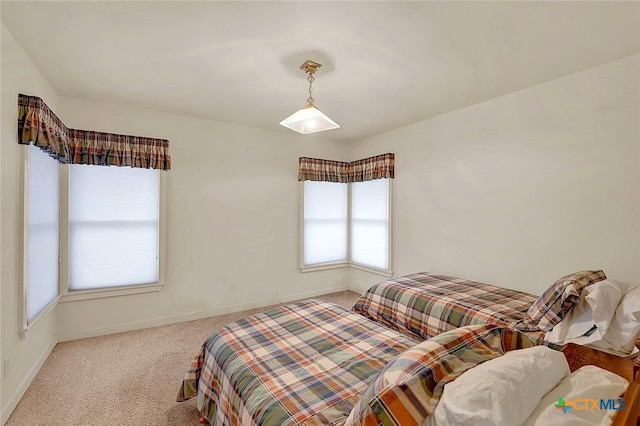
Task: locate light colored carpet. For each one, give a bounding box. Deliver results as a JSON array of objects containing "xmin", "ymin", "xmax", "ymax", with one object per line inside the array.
[{"xmin": 6, "ymin": 290, "xmax": 360, "ymax": 426}]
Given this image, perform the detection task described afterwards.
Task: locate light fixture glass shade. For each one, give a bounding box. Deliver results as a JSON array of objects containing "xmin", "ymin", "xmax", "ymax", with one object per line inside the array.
[{"xmin": 279, "ymin": 105, "xmax": 340, "ymax": 134}]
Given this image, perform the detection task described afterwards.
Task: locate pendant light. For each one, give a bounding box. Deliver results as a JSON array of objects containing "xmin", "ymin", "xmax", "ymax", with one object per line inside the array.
[{"xmin": 279, "ymin": 60, "xmax": 340, "ymax": 134}]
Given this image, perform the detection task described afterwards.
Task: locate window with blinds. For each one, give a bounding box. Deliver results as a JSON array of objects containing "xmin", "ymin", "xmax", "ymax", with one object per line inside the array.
[
  {"xmin": 351, "ymin": 179, "xmax": 390, "ymax": 270},
  {"xmin": 301, "ymin": 179, "xmax": 391, "ymax": 273},
  {"xmin": 302, "ymin": 181, "xmax": 348, "ymax": 266},
  {"xmin": 68, "ymin": 165, "xmax": 159, "ymax": 290},
  {"xmin": 26, "ymin": 144, "xmax": 60, "ymax": 324}
]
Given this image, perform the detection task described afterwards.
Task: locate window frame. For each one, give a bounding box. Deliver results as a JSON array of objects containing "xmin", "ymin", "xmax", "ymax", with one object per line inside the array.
[
  {"xmin": 59, "ymin": 165, "xmax": 166, "ymax": 302},
  {"xmin": 20, "ymin": 146, "xmax": 61, "ymax": 333},
  {"xmin": 299, "ymin": 179, "xmax": 393, "ymax": 277},
  {"xmin": 299, "ymin": 180, "xmax": 349, "ymax": 271},
  {"xmin": 21, "ymin": 145, "xmax": 166, "ymax": 333}
]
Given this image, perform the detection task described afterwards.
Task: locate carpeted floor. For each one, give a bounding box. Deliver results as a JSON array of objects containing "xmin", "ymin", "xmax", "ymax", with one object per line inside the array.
[{"xmin": 6, "ymin": 290, "xmax": 360, "ymax": 426}]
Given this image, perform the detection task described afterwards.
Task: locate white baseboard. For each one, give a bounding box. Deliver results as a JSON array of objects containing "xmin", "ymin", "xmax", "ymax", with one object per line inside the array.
[
  {"xmin": 58, "ymin": 285, "xmax": 351, "ymax": 342},
  {"xmin": 1, "ymin": 339, "xmax": 56, "ymax": 425}
]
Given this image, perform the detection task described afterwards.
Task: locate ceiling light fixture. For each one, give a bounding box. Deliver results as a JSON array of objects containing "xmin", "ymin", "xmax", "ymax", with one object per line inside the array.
[{"xmin": 279, "ymin": 60, "xmax": 340, "ymax": 135}]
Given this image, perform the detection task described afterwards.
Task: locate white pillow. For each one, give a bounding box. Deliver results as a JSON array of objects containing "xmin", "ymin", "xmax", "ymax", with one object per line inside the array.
[
  {"xmin": 425, "ymin": 346, "xmax": 569, "ymax": 426},
  {"xmin": 614, "ymin": 279, "xmax": 639, "ymax": 294},
  {"xmin": 586, "ymin": 280, "xmax": 624, "ymax": 336},
  {"xmin": 523, "ymin": 365, "xmax": 629, "ymax": 426},
  {"xmin": 545, "ymin": 280, "xmax": 623, "ymax": 349},
  {"xmin": 603, "ymin": 285, "xmax": 640, "ymax": 354}
]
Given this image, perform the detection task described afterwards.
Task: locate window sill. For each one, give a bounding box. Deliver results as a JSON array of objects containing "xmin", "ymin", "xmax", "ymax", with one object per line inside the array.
[
  {"xmin": 300, "ymin": 261, "xmax": 349, "ymax": 273},
  {"xmin": 350, "ymin": 262, "xmax": 393, "ymax": 278},
  {"xmin": 60, "ymin": 283, "xmax": 163, "ymax": 302},
  {"xmin": 300, "ymin": 261, "xmax": 393, "ymax": 277},
  {"xmin": 21, "ymin": 295, "xmax": 60, "ymax": 336}
]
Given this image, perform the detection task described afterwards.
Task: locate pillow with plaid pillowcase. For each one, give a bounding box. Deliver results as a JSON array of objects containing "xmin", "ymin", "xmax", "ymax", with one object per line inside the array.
[
  {"xmin": 344, "ymin": 324, "xmax": 540, "ymax": 426},
  {"xmin": 520, "ymin": 270, "xmax": 607, "ymax": 332}
]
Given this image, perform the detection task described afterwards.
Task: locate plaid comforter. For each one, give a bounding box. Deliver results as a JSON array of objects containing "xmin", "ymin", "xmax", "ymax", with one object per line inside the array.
[
  {"xmin": 352, "ymin": 272, "xmax": 545, "ymax": 342},
  {"xmin": 346, "ymin": 325, "xmax": 541, "ymax": 426},
  {"xmin": 177, "ymin": 299, "xmax": 417, "ymax": 426}
]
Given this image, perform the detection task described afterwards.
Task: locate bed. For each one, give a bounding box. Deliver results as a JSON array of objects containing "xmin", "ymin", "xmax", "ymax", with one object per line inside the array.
[
  {"xmin": 178, "ymin": 270, "xmax": 640, "ymax": 425},
  {"xmin": 178, "ymin": 300, "xmax": 418, "ymax": 425},
  {"xmin": 351, "ymin": 272, "xmax": 540, "ymax": 340}
]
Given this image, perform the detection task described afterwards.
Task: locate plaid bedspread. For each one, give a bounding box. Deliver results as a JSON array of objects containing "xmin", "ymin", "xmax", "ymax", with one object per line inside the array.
[
  {"xmin": 177, "ymin": 299, "xmax": 417, "ymax": 426},
  {"xmin": 352, "ymin": 272, "xmax": 545, "ymax": 342},
  {"xmin": 347, "ymin": 324, "xmax": 541, "ymax": 426}
]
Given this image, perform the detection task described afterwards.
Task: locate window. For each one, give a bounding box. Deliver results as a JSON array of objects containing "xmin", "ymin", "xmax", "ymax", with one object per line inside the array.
[
  {"xmin": 300, "ymin": 178, "xmax": 392, "ymax": 275},
  {"xmin": 302, "ymin": 181, "xmax": 348, "ymax": 265},
  {"xmin": 24, "ymin": 144, "xmax": 60, "ymax": 326},
  {"xmin": 22, "ymin": 148, "xmax": 164, "ymax": 329},
  {"xmin": 18, "ymin": 94, "xmax": 170, "ymax": 325},
  {"xmin": 68, "ymin": 165, "xmax": 160, "ymax": 291},
  {"xmin": 351, "ymin": 179, "xmax": 390, "ymax": 270}
]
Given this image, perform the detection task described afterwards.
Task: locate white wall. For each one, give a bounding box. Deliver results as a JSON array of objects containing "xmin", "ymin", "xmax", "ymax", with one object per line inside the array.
[
  {"xmin": 55, "ymin": 97, "xmax": 350, "ymax": 341},
  {"xmin": 1, "ymin": 24, "xmax": 60, "ymax": 423},
  {"xmin": 2, "ymin": 17, "xmax": 638, "ymax": 423},
  {"xmin": 349, "ymin": 54, "xmax": 640, "ymax": 295}
]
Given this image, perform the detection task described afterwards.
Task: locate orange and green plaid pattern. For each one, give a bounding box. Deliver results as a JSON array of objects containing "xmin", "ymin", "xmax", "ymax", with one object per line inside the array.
[
  {"xmin": 298, "ymin": 153, "xmax": 394, "ymax": 183},
  {"xmin": 18, "ymin": 93, "xmax": 69, "ymax": 161},
  {"xmin": 352, "ymin": 272, "xmax": 544, "ymax": 342},
  {"xmin": 517, "ymin": 269, "xmax": 607, "ymax": 331},
  {"xmin": 18, "ymin": 94, "xmax": 171, "ymax": 170},
  {"xmin": 345, "ymin": 324, "xmax": 541, "ymax": 426},
  {"xmin": 67, "ymin": 129, "xmax": 171, "ymax": 170},
  {"xmin": 177, "ymin": 299, "xmax": 417, "ymax": 426}
]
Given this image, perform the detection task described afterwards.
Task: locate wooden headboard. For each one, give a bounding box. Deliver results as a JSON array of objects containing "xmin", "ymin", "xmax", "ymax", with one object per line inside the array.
[{"xmin": 562, "ymin": 339, "xmax": 639, "ymax": 426}]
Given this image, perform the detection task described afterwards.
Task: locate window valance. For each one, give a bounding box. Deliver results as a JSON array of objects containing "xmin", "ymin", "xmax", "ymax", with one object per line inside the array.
[
  {"xmin": 18, "ymin": 94, "xmax": 171, "ymax": 170},
  {"xmin": 349, "ymin": 153, "xmax": 395, "ymax": 182},
  {"xmin": 298, "ymin": 153, "xmax": 394, "ymax": 183},
  {"xmin": 298, "ymin": 157, "xmax": 350, "ymax": 183}
]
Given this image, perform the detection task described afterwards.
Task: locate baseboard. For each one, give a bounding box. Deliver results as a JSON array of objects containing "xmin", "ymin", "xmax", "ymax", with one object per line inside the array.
[
  {"xmin": 58, "ymin": 285, "xmax": 351, "ymax": 342},
  {"xmin": 1, "ymin": 339, "xmax": 56, "ymax": 425}
]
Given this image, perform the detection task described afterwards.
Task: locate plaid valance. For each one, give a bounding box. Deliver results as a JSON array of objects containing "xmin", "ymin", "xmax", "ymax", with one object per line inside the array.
[
  {"xmin": 17, "ymin": 94, "xmax": 70, "ymax": 162},
  {"xmin": 67, "ymin": 130, "xmax": 171, "ymax": 170},
  {"xmin": 349, "ymin": 153, "xmax": 395, "ymax": 182},
  {"xmin": 18, "ymin": 94, "xmax": 171, "ymax": 170},
  {"xmin": 298, "ymin": 157, "xmax": 350, "ymax": 183},
  {"xmin": 298, "ymin": 153, "xmax": 394, "ymax": 183}
]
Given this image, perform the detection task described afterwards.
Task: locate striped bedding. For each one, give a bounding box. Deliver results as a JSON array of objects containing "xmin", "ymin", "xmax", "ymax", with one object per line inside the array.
[
  {"xmin": 352, "ymin": 272, "xmax": 545, "ymax": 342},
  {"xmin": 177, "ymin": 299, "xmax": 417, "ymax": 426}
]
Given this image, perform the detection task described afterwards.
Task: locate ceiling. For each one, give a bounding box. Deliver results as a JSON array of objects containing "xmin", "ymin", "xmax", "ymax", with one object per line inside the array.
[{"xmin": 2, "ymin": 1, "xmax": 639, "ymax": 142}]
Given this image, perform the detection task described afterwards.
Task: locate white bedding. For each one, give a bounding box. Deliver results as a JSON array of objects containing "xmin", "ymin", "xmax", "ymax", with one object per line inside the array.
[
  {"xmin": 423, "ymin": 349, "xmax": 629, "ymax": 426},
  {"xmin": 545, "ymin": 279, "xmax": 640, "ymax": 357},
  {"xmin": 523, "ymin": 365, "xmax": 629, "ymax": 426},
  {"xmin": 423, "ymin": 346, "xmax": 569, "ymax": 426}
]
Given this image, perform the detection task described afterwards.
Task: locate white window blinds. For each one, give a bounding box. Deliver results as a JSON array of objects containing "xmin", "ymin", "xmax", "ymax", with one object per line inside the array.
[
  {"xmin": 351, "ymin": 179, "xmax": 390, "ymax": 270},
  {"xmin": 303, "ymin": 181, "xmax": 348, "ymax": 266},
  {"xmin": 69, "ymin": 165, "xmax": 159, "ymax": 290},
  {"xmin": 26, "ymin": 144, "xmax": 60, "ymax": 323}
]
